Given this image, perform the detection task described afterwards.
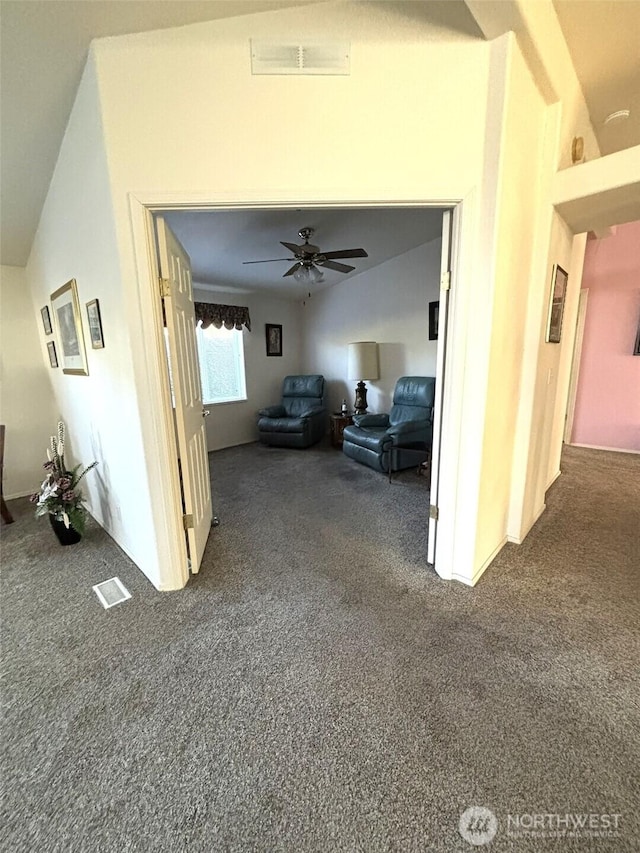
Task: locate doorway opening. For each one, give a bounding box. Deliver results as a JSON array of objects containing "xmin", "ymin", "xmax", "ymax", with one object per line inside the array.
[{"xmin": 133, "ymin": 198, "xmax": 465, "ymax": 590}]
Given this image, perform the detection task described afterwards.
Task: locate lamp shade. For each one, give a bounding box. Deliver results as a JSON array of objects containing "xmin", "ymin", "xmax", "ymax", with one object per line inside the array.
[{"xmin": 347, "ymin": 341, "xmax": 379, "ymax": 381}]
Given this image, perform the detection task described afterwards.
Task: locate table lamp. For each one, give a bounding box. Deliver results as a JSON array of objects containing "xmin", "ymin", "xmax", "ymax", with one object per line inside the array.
[{"xmin": 347, "ymin": 341, "xmax": 379, "ymax": 414}]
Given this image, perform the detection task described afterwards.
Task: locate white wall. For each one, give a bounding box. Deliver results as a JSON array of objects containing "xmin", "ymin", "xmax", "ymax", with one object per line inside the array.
[
  {"xmin": 94, "ymin": 5, "xmax": 488, "ymax": 201},
  {"xmin": 302, "ymin": 240, "xmax": 442, "ymax": 415},
  {"xmin": 25, "ymin": 55, "xmax": 164, "ymax": 588},
  {"xmin": 24, "ymin": 1, "xmax": 605, "ymax": 587},
  {"xmin": 474, "ymin": 34, "xmax": 548, "ymax": 571},
  {"xmin": 192, "ymin": 286, "xmax": 303, "ymax": 450},
  {"xmin": 0, "ymin": 265, "xmax": 57, "ymax": 498},
  {"xmin": 91, "ymin": 4, "xmax": 492, "ymax": 586}
]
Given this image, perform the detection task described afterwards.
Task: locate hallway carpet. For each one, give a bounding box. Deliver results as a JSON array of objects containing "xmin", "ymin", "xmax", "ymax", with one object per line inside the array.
[{"xmin": 1, "ymin": 443, "xmax": 639, "ymax": 851}]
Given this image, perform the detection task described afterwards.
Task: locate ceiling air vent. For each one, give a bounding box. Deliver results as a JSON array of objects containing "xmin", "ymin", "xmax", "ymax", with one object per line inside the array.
[{"xmin": 250, "ymin": 40, "xmax": 350, "ymax": 76}]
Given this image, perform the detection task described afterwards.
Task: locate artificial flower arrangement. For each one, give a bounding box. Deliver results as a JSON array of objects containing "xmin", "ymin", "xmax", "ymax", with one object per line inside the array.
[{"xmin": 30, "ymin": 421, "xmax": 97, "ymax": 534}]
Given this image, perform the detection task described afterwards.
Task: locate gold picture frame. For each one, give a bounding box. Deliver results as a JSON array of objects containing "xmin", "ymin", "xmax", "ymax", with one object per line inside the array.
[{"xmin": 50, "ymin": 279, "xmax": 88, "ymax": 375}]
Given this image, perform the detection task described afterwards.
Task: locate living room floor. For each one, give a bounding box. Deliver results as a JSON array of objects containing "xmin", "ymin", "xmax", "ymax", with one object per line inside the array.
[{"xmin": 2, "ymin": 442, "xmax": 639, "ymax": 852}]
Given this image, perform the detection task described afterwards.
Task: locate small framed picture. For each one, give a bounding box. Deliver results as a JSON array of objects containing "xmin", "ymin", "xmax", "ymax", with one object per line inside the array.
[
  {"xmin": 266, "ymin": 323, "xmax": 282, "ymax": 357},
  {"xmin": 86, "ymin": 299, "xmax": 104, "ymax": 349},
  {"xmin": 546, "ymin": 264, "xmax": 569, "ymax": 344},
  {"xmin": 41, "ymin": 305, "xmax": 52, "ymax": 335},
  {"xmin": 429, "ymin": 301, "xmax": 439, "ymax": 341},
  {"xmin": 47, "ymin": 341, "xmax": 59, "ymax": 368}
]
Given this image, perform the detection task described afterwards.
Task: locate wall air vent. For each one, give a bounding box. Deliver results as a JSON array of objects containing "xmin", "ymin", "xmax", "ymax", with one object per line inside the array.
[{"xmin": 250, "ymin": 40, "xmax": 350, "ymax": 76}]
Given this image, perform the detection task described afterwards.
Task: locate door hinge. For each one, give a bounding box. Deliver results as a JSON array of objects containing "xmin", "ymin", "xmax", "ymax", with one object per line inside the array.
[
  {"xmin": 183, "ymin": 513, "xmax": 194, "ymax": 530},
  {"xmin": 429, "ymin": 504, "xmax": 439, "ymax": 521},
  {"xmin": 159, "ymin": 277, "xmax": 171, "ymax": 298},
  {"xmin": 440, "ymin": 270, "xmax": 451, "ymax": 291}
]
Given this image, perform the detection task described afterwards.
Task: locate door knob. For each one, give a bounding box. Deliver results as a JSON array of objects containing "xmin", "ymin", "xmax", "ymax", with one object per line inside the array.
[{"xmin": 202, "ymin": 409, "xmax": 210, "ymax": 417}]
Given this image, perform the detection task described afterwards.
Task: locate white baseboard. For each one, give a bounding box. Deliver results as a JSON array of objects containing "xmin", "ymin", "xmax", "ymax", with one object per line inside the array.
[
  {"xmin": 507, "ymin": 502, "xmax": 546, "ymax": 545},
  {"xmin": 208, "ymin": 437, "xmax": 256, "ymax": 453},
  {"xmin": 5, "ymin": 490, "xmax": 32, "ymax": 500},
  {"xmin": 546, "ymin": 469, "xmax": 561, "ymax": 489},
  {"xmin": 87, "ymin": 510, "xmax": 172, "ymax": 592},
  {"xmin": 452, "ymin": 536, "xmax": 508, "ymax": 586},
  {"xmin": 569, "ymin": 443, "xmax": 640, "ymax": 455}
]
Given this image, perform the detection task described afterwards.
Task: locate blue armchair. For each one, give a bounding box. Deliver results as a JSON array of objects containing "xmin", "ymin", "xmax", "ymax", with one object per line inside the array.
[
  {"xmin": 258, "ymin": 375, "xmax": 326, "ymax": 448},
  {"xmin": 342, "ymin": 376, "xmax": 435, "ymax": 473}
]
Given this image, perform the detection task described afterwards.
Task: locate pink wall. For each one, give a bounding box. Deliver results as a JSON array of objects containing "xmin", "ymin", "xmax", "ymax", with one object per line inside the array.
[{"xmin": 571, "ymin": 221, "xmax": 640, "ymax": 451}]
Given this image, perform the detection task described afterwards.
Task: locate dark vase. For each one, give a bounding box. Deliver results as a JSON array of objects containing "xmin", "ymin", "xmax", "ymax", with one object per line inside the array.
[{"xmin": 49, "ymin": 515, "xmax": 82, "ymax": 546}]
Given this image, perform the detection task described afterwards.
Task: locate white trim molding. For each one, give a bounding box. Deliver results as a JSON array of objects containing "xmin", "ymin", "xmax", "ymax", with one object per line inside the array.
[
  {"xmin": 507, "ymin": 503, "xmax": 546, "ymax": 545},
  {"xmin": 126, "ymin": 190, "xmax": 479, "ymax": 589},
  {"xmin": 569, "ymin": 443, "xmax": 640, "ymax": 455},
  {"xmin": 453, "ymin": 537, "xmax": 508, "ymax": 587}
]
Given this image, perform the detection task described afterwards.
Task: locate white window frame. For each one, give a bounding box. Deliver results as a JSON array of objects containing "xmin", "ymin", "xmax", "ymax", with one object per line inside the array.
[{"xmin": 195, "ymin": 323, "xmax": 247, "ymax": 405}]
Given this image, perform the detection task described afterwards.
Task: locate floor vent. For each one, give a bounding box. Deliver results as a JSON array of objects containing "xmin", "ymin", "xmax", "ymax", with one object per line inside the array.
[
  {"xmin": 93, "ymin": 577, "xmax": 131, "ymax": 609},
  {"xmin": 250, "ymin": 40, "xmax": 350, "ymax": 75}
]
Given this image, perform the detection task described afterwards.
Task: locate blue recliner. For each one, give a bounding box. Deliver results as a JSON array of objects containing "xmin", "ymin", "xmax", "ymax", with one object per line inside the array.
[
  {"xmin": 342, "ymin": 376, "xmax": 435, "ymax": 473},
  {"xmin": 257, "ymin": 375, "xmax": 326, "ymax": 448}
]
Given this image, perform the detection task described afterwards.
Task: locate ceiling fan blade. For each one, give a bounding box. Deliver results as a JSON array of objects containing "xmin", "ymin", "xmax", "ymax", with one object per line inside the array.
[
  {"xmin": 242, "ymin": 258, "xmax": 292, "ymax": 264},
  {"xmin": 283, "ymin": 263, "xmax": 301, "ymax": 277},
  {"xmin": 321, "ymin": 248, "xmax": 368, "ymax": 259},
  {"xmin": 280, "ymin": 241, "xmax": 303, "ymax": 254},
  {"xmin": 319, "ymin": 260, "xmax": 355, "ymax": 274}
]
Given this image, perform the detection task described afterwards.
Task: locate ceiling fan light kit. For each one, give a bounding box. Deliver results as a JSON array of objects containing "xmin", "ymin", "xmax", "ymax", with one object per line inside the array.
[{"xmin": 243, "ymin": 226, "xmax": 368, "ymax": 288}]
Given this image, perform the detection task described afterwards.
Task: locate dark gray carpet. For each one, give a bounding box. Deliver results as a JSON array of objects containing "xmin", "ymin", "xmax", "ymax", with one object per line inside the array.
[{"xmin": 1, "ymin": 442, "xmax": 639, "ymax": 852}]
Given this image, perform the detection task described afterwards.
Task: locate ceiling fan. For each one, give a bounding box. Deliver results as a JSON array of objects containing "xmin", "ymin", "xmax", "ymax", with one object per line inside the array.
[{"xmin": 242, "ymin": 227, "xmax": 368, "ymax": 283}]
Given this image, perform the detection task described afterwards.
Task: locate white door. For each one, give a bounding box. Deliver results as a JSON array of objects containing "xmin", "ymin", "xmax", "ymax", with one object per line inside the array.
[
  {"xmin": 156, "ymin": 217, "xmax": 213, "ymax": 574},
  {"xmin": 428, "ymin": 210, "xmax": 453, "ymax": 565}
]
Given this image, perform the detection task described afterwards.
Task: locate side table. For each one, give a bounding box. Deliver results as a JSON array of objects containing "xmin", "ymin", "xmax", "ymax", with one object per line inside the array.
[{"xmin": 330, "ymin": 413, "xmax": 353, "ymax": 448}]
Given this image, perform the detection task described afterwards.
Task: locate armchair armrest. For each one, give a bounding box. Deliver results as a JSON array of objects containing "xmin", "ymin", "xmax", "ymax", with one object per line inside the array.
[
  {"xmin": 387, "ymin": 420, "xmax": 431, "ymax": 441},
  {"xmin": 258, "ymin": 404, "xmax": 287, "ymax": 418},
  {"xmin": 353, "ymin": 413, "xmax": 389, "ymax": 428},
  {"xmin": 299, "ymin": 405, "xmax": 325, "ymax": 418}
]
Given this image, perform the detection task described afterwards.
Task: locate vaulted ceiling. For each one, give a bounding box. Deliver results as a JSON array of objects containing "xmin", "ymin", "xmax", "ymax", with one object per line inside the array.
[
  {"xmin": 163, "ymin": 207, "xmax": 445, "ymax": 299},
  {"xmin": 1, "ymin": 0, "xmax": 639, "ymax": 268}
]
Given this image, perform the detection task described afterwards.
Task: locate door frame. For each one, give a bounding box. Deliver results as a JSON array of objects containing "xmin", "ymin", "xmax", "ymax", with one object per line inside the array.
[
  {"xmin": 564, "ymin": 288, "xmax": 589, "ymax": 444},
  {"xmin": 128, "ymin": 191, "xmax": 475, "ymax": 589},
  {"xmin": 428, "ymin": 209, "xmax": 453, "ymax": 564}
]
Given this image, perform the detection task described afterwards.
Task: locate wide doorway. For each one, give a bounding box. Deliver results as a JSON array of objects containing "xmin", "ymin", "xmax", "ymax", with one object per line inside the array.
[{"xmin": 140, "ymin": 201, "xmax": 461, "ymax": 588}]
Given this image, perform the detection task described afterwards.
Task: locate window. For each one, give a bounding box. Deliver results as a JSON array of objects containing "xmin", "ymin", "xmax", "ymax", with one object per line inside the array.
[{"xmin": 195, "ymin": 323, "xmax": 247, "ymax": 404}]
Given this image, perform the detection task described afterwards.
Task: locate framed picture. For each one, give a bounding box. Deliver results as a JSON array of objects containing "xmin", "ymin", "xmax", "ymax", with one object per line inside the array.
[
  {"xmin": 545, "ymin": 264, "xmax": 569, "ymax": 344},
  {"xmin": 41, "ymin": 305, "xmax": 53, "ymax": 335},
  {"xmin": 266, "ymin": 323, "xmax": 282, "ymax": 357},
  {"xmin": 429, "ymin": 301, "xmax": 439, "ymax": 341},
  {"xmin": 50, "ymin": 279, "xmax": 88, "ymax": 375},
  {"xmin": 47, "ymin": 341, "xmax": 59, "ymax": 368},
  {"xmin": 86, "ymin": 299, "xmax": 104, "ymax": 349}
]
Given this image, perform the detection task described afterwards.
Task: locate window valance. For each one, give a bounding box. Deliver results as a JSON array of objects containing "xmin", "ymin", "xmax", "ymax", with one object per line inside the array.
[{"xmin": 194, "ymin": 302, "xmax": 251, "ymax": 332}]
